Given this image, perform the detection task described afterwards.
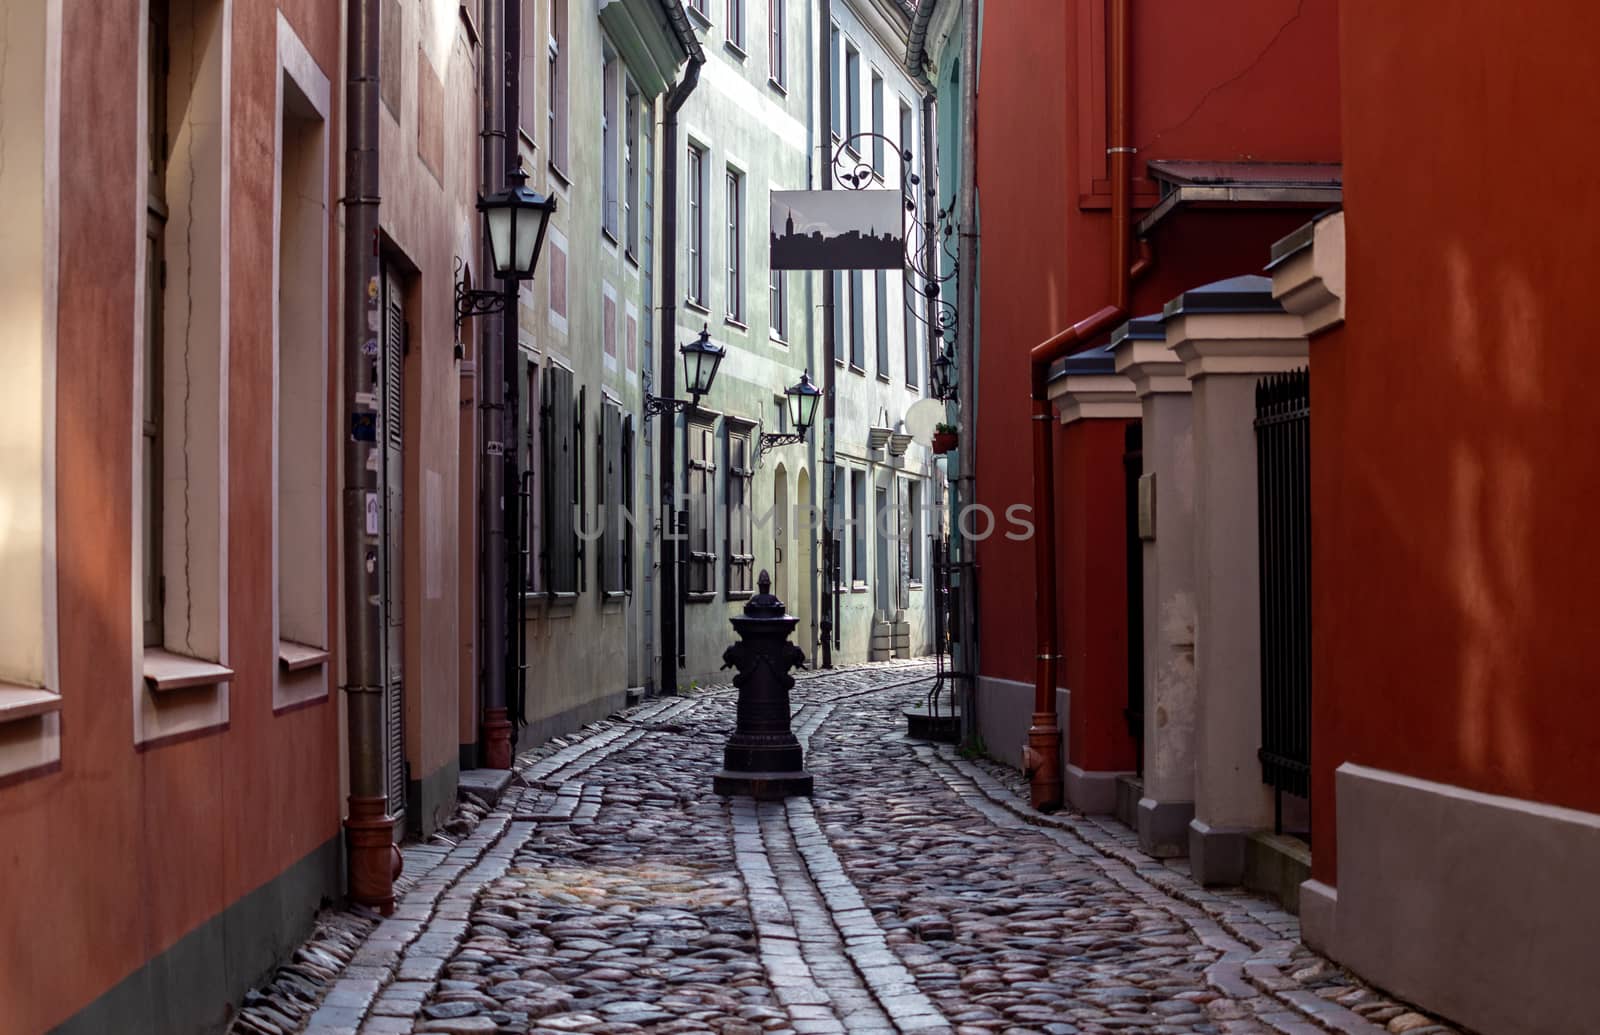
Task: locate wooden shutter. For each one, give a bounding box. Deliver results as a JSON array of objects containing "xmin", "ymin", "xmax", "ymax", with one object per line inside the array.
[
  {"xmin": 727, "ymin": 430, "xmax": 753, "ymax": 595},
  {"xmin": 575, "ymin": 385, "xmax": 587, "ymax": 593},
  {"xmin": 622, "ymin": 414, "xmax": 634, "ymax": 593},
  {"xmin": 381, "ymin": 270, "xmax": 407, "ymax": 822},
  {"xmin": 688, "ymin": 422, "xmax": 716, "ymax": 594}
]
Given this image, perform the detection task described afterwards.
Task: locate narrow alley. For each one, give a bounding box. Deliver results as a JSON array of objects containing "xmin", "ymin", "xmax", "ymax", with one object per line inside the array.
[{"xmin": 247, "ymin": 665, "xmax": 1450, "ymax": 1035}]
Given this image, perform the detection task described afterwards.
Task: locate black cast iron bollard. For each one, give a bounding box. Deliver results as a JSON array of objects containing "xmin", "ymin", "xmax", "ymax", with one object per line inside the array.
[{"xmin": 713, "ymin": 570, "xmax": 814, "ymax": 799}]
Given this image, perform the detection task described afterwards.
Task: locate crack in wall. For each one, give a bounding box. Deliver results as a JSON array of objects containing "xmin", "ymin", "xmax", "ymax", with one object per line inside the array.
[{"xmin": 1142, "ymin": 0, "xmax": 1307, "ymax": 152}]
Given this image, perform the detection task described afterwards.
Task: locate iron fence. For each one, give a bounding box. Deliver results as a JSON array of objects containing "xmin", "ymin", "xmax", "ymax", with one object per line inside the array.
[{"xmin": 1255, "ymin": 368, "xmax": 1312, "ymax": 823}]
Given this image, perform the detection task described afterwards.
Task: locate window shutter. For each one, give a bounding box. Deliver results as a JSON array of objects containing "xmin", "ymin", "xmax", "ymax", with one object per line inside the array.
[
  {"xmin": 622, "ymin": 414, "xmax": 634, "ymax": 592},
  {"xmin": 575, "ymin": 385, "xmax": 587, "ymax": 593}
]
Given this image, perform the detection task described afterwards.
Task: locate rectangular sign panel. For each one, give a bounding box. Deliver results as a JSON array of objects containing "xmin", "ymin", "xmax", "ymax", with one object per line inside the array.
[{"xmin": 770, "ymin": 189, "xmax": 905, "ymax": 270}]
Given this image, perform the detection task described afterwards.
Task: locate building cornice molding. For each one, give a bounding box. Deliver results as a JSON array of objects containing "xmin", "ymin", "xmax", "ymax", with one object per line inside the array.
[
  {"xmin": 1114, "ymin": 340, "xmax": 1190, "ymax": 397},
  {"xmin": 1270, "ymin": 210, "xmax": 1346, "ymax": 337}
]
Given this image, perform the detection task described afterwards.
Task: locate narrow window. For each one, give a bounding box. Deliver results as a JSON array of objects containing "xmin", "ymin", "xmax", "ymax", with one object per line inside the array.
[
  {"xmin": 726, "ymin": 167, "xmax": 743, "ymax": 322},
  {"xmin": 904, "ymin": 276, "xmax": 919, "ymax": 389},
  {"xmin": 845, "ymin": 43, "xmax": 860, "ymax": 145},
  {"xmin": 687, "ymin": 419, "xmax": 717, "ymax": 596},
  {"xmin": 600, "ymin": 397, "xmax": 627, "ymax": 594},
  {"xmin": 548, "ymin": 0, "xmax": 568, "ymax": 172},
  {"xmin": 829, "ymin": 24, "xmax": 840, "ymax": 139},
  {"xmin": 870, "ymin": 71, "xmax": 884, "ymax": 175},
  {"xmin": 686, "ymin": 144, "xmax": 706, "ymax": 305},
  {"xmin": 624, "ymin": 80, "xmax": 640, "ymax": 256},
  {"xmin": 770, "ymin": 267, "xmax": 787, "ymax": 341},
  {"xmin": 726, "ymin": 427, "xmax": 754, "ymax": 596},
  {"xmin": 768, "ymin": 0, "xmax": 785, "ymax": 86},
  {"xmin": 831, "ymin": 270, "xmax": 844, "ymax": 362},
  {"xmin": 601, "ymin": 50, "xmax": 619, "ymax": 238},
  {"xmin": 519, "ymin": 0, "xmax": 538, "ymax": 140},
  {"xmin": 851, "ymin": 470, "xmax": 867, "ymax": 585},
  {"xmin": 850, "ymin": 269, "xmax": 865, "ymax": 369},
  {"xmin": 898, "ymin": 99, "xmax": 914, "ymax": 187},
  {"xmin": 726, "ymin": 0, "xmax": 744, "ymax": 50},
  {"xmin": 689, "ymin": 0, "xmax": 706, "ymax": 15},
  {"xmin": 875, "ymin": 269, "xmax": 889, "ymax": 376},
  {"xmin": 907, "ymin": 479, "xmax": 923, "ymax": 582}
]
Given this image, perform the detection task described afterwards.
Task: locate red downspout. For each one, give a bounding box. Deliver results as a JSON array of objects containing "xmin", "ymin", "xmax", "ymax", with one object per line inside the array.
[{"xmin": 1021, "ymin": 0, "xmax": 1134, "ymax": 811}]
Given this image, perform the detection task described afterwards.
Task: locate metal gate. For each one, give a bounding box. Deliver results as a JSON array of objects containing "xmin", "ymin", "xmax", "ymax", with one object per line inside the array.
[
  {"xmin": 1123, "ymin": 421, "xmax": 1144, "ymax": 774},
  {"xmin": 1255, "ymin": 368, "xmax": 1311, "ymax": 828},
  {"xmin": 381, "ymin": 270, "xmax": 407, "ymax": 825}
]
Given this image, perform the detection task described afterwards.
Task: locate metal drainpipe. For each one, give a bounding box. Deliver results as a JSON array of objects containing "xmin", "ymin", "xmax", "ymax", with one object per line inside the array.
[
  {"xmin": 818, "ymin": 0, "xmax": 836, "ymax": 669},
  {"xmin": 954, "ymin": 0, "xmax": 979, "ymax": 748},
  {"xmin": 1022, "ymin": 0, "xmax": 1134, "ymax": 811},
  {"xmin": 341, "ymin": 0, "xmax": 398, "ymax": 914},
  {"xmin": 479, "ymin": 0, "xmax": 512, "ymax": 767},
  {"xmin": 658, "ymin": 52, "xmax": 704, "ymax": 698}
]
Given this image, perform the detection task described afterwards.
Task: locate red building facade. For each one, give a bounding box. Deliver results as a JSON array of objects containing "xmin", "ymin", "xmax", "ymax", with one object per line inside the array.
[{"xmin": 970, "ymin": 0, "xmax": 1340, "ymax": 815}]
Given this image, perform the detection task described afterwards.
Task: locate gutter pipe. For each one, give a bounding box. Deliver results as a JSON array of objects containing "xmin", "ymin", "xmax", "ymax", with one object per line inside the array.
[
  {"xmin": 341, "ymin": 0, "xmax": 398, "ymax": 912},
  {"xmin": 1021, "ymin": 0, "xmax": 1133, "ymax": 811}
]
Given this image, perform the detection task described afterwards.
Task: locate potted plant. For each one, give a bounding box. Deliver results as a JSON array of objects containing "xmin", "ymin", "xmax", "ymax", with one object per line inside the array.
[{"xmin": 931, "ymin": 422, "xmax": 958, "ymax": 454}]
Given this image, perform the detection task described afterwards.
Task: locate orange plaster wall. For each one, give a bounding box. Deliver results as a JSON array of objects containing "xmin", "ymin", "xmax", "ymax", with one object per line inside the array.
[
  {"xmin": 0, "ymin": 4, "xmax": 345, "ymax": 1031},
  {"xmin": 975, "ymin": 0, "xmax": 1341, "ymax": 689},
  {"xmin": 1312, "ymin": 0, "xmax": 1600, "ymax": 884}
]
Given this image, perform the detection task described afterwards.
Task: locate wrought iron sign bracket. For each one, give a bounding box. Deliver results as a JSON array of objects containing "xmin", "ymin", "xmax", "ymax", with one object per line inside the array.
[
  {"xmin": 454, "ymin": 257, "xmax": 508, "ymax": 331},
  {"xmin": 643, "ymin": 392, "xmax": 696, "ymax": 420}
]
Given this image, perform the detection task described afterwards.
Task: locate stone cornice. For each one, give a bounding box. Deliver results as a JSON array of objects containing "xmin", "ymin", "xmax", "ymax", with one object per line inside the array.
[
  {"xmin": 1166, "ymin": 311, "xmax": 1309, "ymax": 380},
  {"xmin": 1114, "ymin": 339, "xmax": 1190, "ymax": 397},
  {"xmin": 1270, "ymin": 211, "xmax": 1345, "ymax": 336},
  {"xmin": 1047, "ymin": 372, "xmax": 1140, "ymax": 424}
]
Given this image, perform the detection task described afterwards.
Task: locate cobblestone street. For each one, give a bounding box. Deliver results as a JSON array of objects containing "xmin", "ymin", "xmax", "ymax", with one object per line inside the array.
[{"xmin": 255, "ymin": 663, "xmax": 1451, "ymax": 1035}]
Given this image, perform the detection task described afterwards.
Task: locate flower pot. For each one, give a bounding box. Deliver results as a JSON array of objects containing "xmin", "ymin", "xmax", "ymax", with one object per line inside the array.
[{"xmin": 931, "ymin": 431, "xmax": 958, "ymax": 454}]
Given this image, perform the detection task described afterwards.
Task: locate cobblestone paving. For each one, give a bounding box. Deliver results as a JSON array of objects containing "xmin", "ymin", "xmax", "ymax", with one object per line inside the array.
[{"xmin": 268, "ymin": 662, "xmax": 1453, "ymax": 1035}]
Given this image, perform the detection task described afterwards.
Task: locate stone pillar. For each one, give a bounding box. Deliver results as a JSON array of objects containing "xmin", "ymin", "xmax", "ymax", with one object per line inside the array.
[
  {"xmin": 1167, "ymin": 275, "xmax": 1310, "ymax": 885},
  {"xmin": 1113, "ymin": 315, "xmax": 1196, "ymax": 857},
  {"xmin": 1047, "ymin": 343, "xmax": 1140, "ymax": 814}
]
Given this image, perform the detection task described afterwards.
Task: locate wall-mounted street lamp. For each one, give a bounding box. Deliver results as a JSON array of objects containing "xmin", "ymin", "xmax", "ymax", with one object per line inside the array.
[
  {"xmin": 932, "ymin": 348, "xmax": 956, "ymax": 401},
  {"xmin": 757, "ymin": 370, "xmax": 823, "ymax": 461},
  {"xmin": 455, "ymin": 167, "xmax": 557, "ymax": 327},
  {"xmin": 645, "ymin": 326, "xmax": 727, "ymax": 418}
]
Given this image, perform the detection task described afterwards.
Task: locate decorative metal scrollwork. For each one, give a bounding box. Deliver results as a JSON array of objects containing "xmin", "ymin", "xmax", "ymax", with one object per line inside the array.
[{"xmin": 831, "ymin": 132, "xmax": 960, "ymax": 399}]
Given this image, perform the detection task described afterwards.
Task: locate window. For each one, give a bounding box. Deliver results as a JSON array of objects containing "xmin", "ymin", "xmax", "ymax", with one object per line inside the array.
[
  {"xmin": 137, "ymin": 0, "xmax": 234, "ymax": 743},
  {"xmin": 828, "ymin": 24, "xmax": 840, "ymax": 139},
  {"xmin": 875, "ymin": 269, "xmax": 889, "ymax": 377},
  {"xmin": 770, "ymin": 267, "xmax": 787, "ymax": 341},
  {"xmin": 519, "ymin": 0, "xmax": 538, "ymax": 140},
  {"xmin": 601, "ymin": 50, "xmax": 619, "ymax": 239},
  {"xmin": 768, "ymin": 0, "xmax": 785, "ymax": 85},
  {"xmin": 904, "ymin": 275, "xmax": 920, "ymax": 389},
  {"xmin": 689, "ymin": 0, "xmax": 706, "ymax": 16},
  {"xmin": 548, "ymin": 0, "xmax": 568, "ymax": 173},
  {"xmin": 275, "ymin": 26, "xmax": 333, "ymax": 710},
  {"xmin": 831, "ymin": 270, "xmax": 844, "ymax": 362},
  {"xmin": 0, "ymin": 0, "xmax": 62, "ymax": 779},
  {"xmin": 624, "ymin": 80, "xmax": 640, "ymax": 255},
  {"xmin": 686, "ymin": 419, "xmax": 718, "ymax": 596},
  {"xmin": 599, "ymin": 396, "xmax": 630, "ymax": 595},
  {"xmin": 845, "ymin": 43, "xmax": 860, "ymax": 145},
  {"xmin": 521, "ymin": 355, "xmax": 542, "ymax": 593},
  {"xmin": 851, "ymin": 469, "xmax": 867, "ymax": 585},
  {"xmin": 725, "ymin": 167, "xmax": 743, "ymax": 322},
  {"xmin": 907, "ymin": 479, "xmax": 923, "ymax": 582},
  {"xmin": 899, "ymin": 100, "xmax": 914, "ymax": 188},
  {"xmin": 870, "ymin": 71, "xmax": 884, "ymax": 175},
  {"xmin": 850, "ymin": 269, "xmax": 865, "ymax": 369},
  {"xmin": 726, "ymin": 426, "xmax": 754, "ymax": 596},
  {"xmin": 541, "ymin": 365, "xmax": 583, "ymax": 595},
  {"xmin": 726, "ymin": 0, "xmax": 744, "ymax": 50},
  {"xmin": 686, "ymin": 144, "xmax": 707, "ymax": 305}
]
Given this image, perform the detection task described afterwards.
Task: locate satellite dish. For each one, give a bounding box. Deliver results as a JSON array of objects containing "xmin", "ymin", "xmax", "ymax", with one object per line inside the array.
[{"xmin": 904, "ymin": 398, "xmax": 946, "ymax": 446}]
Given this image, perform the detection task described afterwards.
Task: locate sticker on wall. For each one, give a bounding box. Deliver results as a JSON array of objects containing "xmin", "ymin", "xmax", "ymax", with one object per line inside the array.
[
  {"xmin": 368, "ymin": 276, "xmax": 380, "ymax": 301},
  {"xmin": 365, "ymin": 492, "xmax": 380, "ymax": 535},
  {"xmin": 366, "ymin": 551, "xmax": 377, "ymax": 574},
  {"xmin": 368, "ymin": 309, "xmax": 380, "ymax": 332},
  {"xmin": 350, "ymin": 412, "xmax": 377, "ymax": 441},
  {"xmin": 366, "ymin": 449, "xmax": 380, "ymax": 472},
  {"xmin": 362, "ymin": 337, "xmax": 379, "ymax": 356}
]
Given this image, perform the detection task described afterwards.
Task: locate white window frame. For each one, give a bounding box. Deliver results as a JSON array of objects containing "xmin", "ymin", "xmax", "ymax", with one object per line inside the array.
[
  {"xmin": 870, "ymin": 69, "xmax": 885, "ymax": 176},
  {"xmin": 725, "ymin": 0, "xmax": 745, "ymax": 51},
  {"xmin": 548, "ymin": 0, "xmax": 568, "ymax": 174},
  {"xmin": 725, "ymin": 166, "xmax": 744, "ymax": 323},
  {"xmin": 624, "ymin": 77, "xmax": 640, "ymax": 257},
  {"xmin": 0, "ymin": 0, "xmax": 63, "ymax": 780},
  {"xmin": 686, "ymin": 142, "xmax": 707, "ymax": 306},
  {"xmin": 768, "ymin": 0, "xmax": 785, "ymax": 87},
  {"xmin": 845, "ymin": 41, "xmax": 860, "ymax": 150},
  {"xmin": 601, "ymin": 48, "xmax": 619, "ymax": 240}
]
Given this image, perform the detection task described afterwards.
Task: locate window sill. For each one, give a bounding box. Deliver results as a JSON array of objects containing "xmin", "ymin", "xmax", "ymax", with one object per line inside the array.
[
  {"xmin": 724, "ymin": 39, "xmax": 747, "ymax": 60},
  {"xmin": 686, "ymin": 4, "xmax": 712, "ymax": 28},
  {"xmin": 849, "ymin": 363, "xmax": 867, "ymax": 376},
  {"xmin": 602, "ymin": 226, "xmax": 620, "ymax": 247},
  {"xmin": 908, "ymin": 581, "xmax": 924, "ymax": 591},
  {"xmin": 278, "ymin": 640, "xmax": 330, "ymax": 673},
  {"xmin": 770, "ymin": 331, "xmax": 789, "ymax": 347},
  {"xmin": 0, "ymin": 684, "xmax": 61, "ymax": 724},
  {"xmin": 143, "ymin": 649, "xmax": 235, "ymax": 693},
  {"xmin": 685, "ymin": 298, "xmax": 712, "ymax": 316},
  {"xmin": 685, "ymin": 591, "xmax": 717, "ymax": 604},
  {"xmin": 877, "ymin": 373, "xmax": 892, "ymax": 384},
  {"xmin": 768, "ymin": 76, "xmax": 787, "ymax": 96},
  {"xmin": 625, "ymin": 249, "xmax": 640, "ymax": 269},
  {"xmin": 726, "ymin": 591, "xmax": 754, "ymax": 601},
  {"xmin": 905, "ymin": 382, "xmax": 920, "ymax": 393},
  {"xmin": 548, "ymin": 161, "xmax": 571, "ymax": 191},
  {"xmin": 850, "ymin": 582, "xmax": 869, "ymax": 593},
  {"xmin": 725, "ymin": 316, "xmax": 748, "ymax": 332},
  {"xmin": 458, "ymin": 2, "xmax": 480, "ymax": 47}
]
